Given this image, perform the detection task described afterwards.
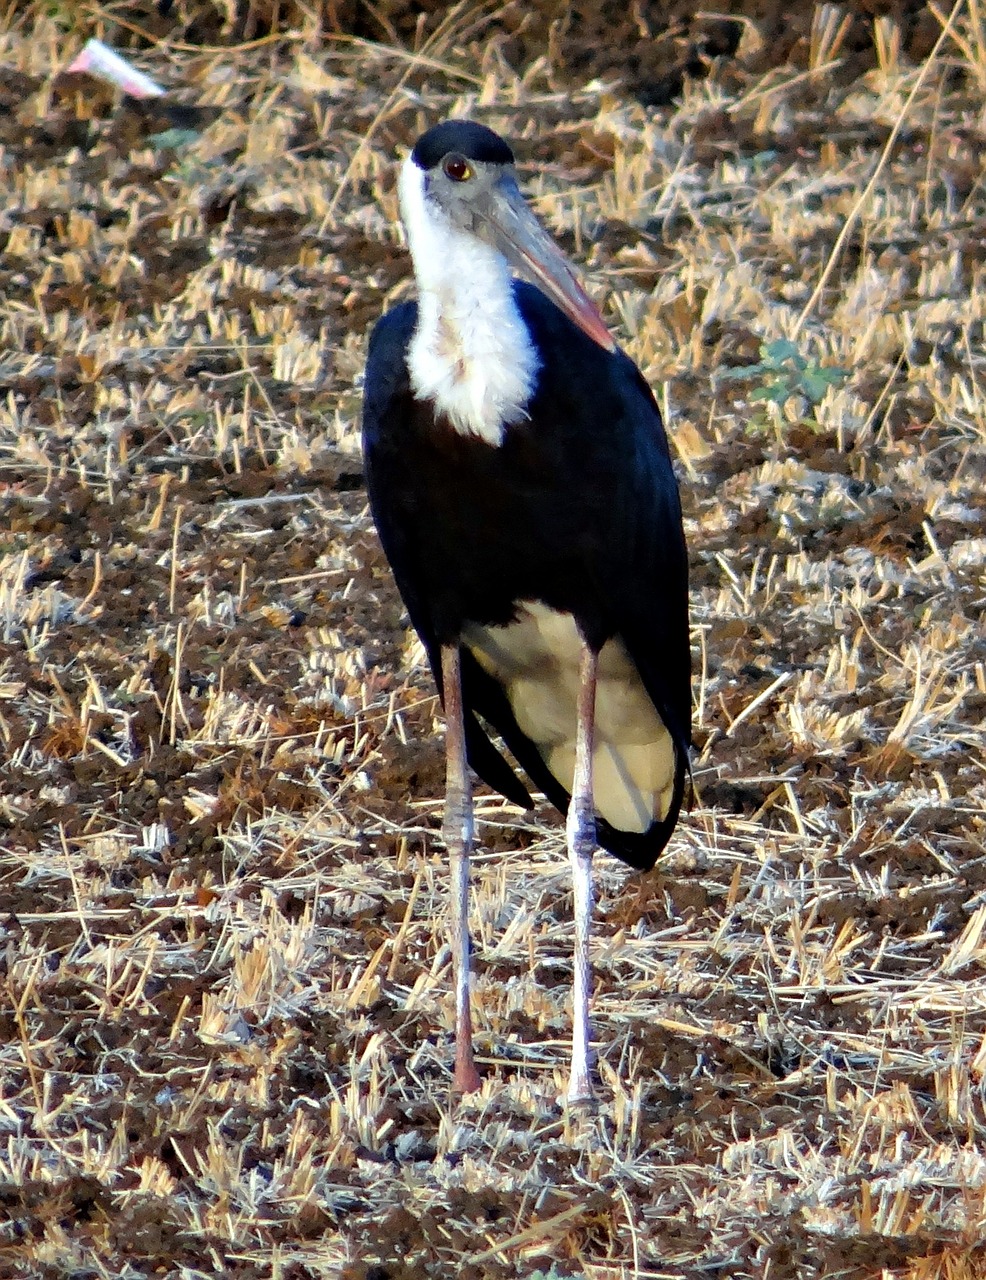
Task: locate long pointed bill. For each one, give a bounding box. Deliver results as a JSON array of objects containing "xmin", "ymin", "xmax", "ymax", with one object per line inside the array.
[{"xmin": 478, "ymin": 175, "xmax": 616, "ymax": 354}]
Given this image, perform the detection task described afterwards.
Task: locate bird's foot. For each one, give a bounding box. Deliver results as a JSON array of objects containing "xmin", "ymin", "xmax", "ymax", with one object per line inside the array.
[
  {"xmin": 565, "ymin": 1066, "xmax": 597, "ymax": 1108},
  {"xmin": 453, "ymin": 1054, "xmax": 482, "ymax": 1095},
  {"xmin": 452, "ymin": 1025, "xmax": 481, "ymax": 1094}
]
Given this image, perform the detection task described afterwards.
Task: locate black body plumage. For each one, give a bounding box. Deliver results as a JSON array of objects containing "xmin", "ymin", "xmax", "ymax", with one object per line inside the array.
[{"xmin": 362, "ymin": 281, "xmax": 690, "ymax": 871}]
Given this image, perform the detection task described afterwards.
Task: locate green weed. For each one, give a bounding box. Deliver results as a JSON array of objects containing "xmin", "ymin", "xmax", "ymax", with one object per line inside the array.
[{"xmin": 719, "ymin": 338, "xmax": 848, "ymax": 434}]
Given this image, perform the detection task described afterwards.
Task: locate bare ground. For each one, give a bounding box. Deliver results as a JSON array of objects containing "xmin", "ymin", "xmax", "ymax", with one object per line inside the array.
[{"xmin": 2, "ymin": 3, "xmax": 986, "ymax": 1278}]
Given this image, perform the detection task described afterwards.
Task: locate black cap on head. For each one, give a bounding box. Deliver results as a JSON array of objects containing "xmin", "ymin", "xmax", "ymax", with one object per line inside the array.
[{"xmin": 411, "ymin": 120, "xmax": 514, "ymax": 170}]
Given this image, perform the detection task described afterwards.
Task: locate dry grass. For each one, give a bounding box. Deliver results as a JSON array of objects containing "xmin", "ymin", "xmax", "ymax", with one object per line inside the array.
[{"xmin": 2, "ymin": 2, "xmax": 986, "ymax": 1277}]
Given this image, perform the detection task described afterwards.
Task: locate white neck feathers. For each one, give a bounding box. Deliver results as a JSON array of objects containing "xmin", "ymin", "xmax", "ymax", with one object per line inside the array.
[{"xmin": 398, "ymin": 158, "xmax": 539, "ymax": 448}]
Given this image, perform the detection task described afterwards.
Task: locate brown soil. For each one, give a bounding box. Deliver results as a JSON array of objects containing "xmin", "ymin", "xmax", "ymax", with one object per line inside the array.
[{"xmin": 1, "ymin": 3, "xmax": 986, "ymax": 1279}]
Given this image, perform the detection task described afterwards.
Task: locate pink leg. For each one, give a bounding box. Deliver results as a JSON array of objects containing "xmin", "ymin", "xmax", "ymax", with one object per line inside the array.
[
  {"xmin": 441, "ymin": 644, "xmax": 481, "ymax": 1094},
  {"xmin": 567, "ymin": 644, "xmax": 598, "ymax": 1103}
]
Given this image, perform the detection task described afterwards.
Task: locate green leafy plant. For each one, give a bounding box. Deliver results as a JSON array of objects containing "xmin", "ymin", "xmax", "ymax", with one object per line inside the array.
[
  {"xmin": 147, "ymin": 127, "xmax": 202, "ymax": 152},
  {"xmin": 719, "ymin": 338, "xmax": 848, "ymax": 432}
]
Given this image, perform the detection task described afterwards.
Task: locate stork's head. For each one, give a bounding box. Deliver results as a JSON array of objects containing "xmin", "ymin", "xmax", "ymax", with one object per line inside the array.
[{"xmin": 399, "ymin": 120, "xmax": 615, "ymax": 353}]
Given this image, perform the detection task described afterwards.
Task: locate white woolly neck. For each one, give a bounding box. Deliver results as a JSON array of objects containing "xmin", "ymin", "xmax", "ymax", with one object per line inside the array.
[{"xmin": 397, "ymin": 157, "xmax": 539, "ymax": 448}]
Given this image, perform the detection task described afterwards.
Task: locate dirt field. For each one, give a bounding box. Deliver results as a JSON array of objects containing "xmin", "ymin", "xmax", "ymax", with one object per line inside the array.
[{"xmin": 2, "ymin": 2, "xmax": 986, "ymax": 1277}]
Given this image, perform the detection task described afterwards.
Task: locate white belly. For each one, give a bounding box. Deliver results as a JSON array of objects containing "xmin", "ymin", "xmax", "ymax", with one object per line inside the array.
[{"xmin": 462, "ymin": 602, "xmax": 676, "ymax": 833}]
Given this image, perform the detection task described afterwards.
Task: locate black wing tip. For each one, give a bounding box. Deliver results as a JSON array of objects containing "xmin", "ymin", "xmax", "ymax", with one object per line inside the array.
[
  {"xmin": 594, "ymin": 751, "xmax": 689, "ymax": 872},
  {"xmin": 412, "ymin": 120, "xmax": 514, "ymax": 170}
]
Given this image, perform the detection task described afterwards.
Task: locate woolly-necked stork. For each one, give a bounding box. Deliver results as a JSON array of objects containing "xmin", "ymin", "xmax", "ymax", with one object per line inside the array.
[{"xmin": 361, "ymin": 120, "xmax": 690, "ymax": 1101}]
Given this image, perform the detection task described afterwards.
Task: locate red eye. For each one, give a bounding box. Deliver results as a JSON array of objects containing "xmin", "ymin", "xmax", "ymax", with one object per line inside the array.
[{"xmin": 443, "ymin": 154, "xmax": 473, "ymax": 182}]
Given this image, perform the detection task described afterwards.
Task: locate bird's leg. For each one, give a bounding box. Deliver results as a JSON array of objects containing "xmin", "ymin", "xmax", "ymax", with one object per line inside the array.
[
  {"xmin": 441, "ymin": 643, "xmax": 481, "ymax": 1094},
  {"xmin": 567, "ymin": 643, "xmax": 599, "ymax": 1103}
]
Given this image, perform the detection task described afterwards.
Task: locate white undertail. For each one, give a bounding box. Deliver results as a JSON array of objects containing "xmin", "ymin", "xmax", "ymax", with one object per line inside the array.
[
  {"xmin": 463, "ymin": 603, "xmax": 677, "ymax": 833},
  {"xmin": 398, "ymin": 158, "xmax": 539, "ymax": 448}
]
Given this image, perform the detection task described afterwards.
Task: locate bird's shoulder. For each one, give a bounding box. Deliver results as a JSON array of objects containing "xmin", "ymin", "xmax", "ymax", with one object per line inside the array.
[
  {"xmin": 363, "ymin": 302, "xmax": 418, "ymax": 423},
  {"xmin": 367, "ymin": 300, "xmax": 417, "ymax": 355},
  {"xmin": 509, "ymin": 281, "xmax": 672, "ymax": 480},
  {"xmin": 513, "ymin": 282, "xmax": 663, "ymax": 422}
]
